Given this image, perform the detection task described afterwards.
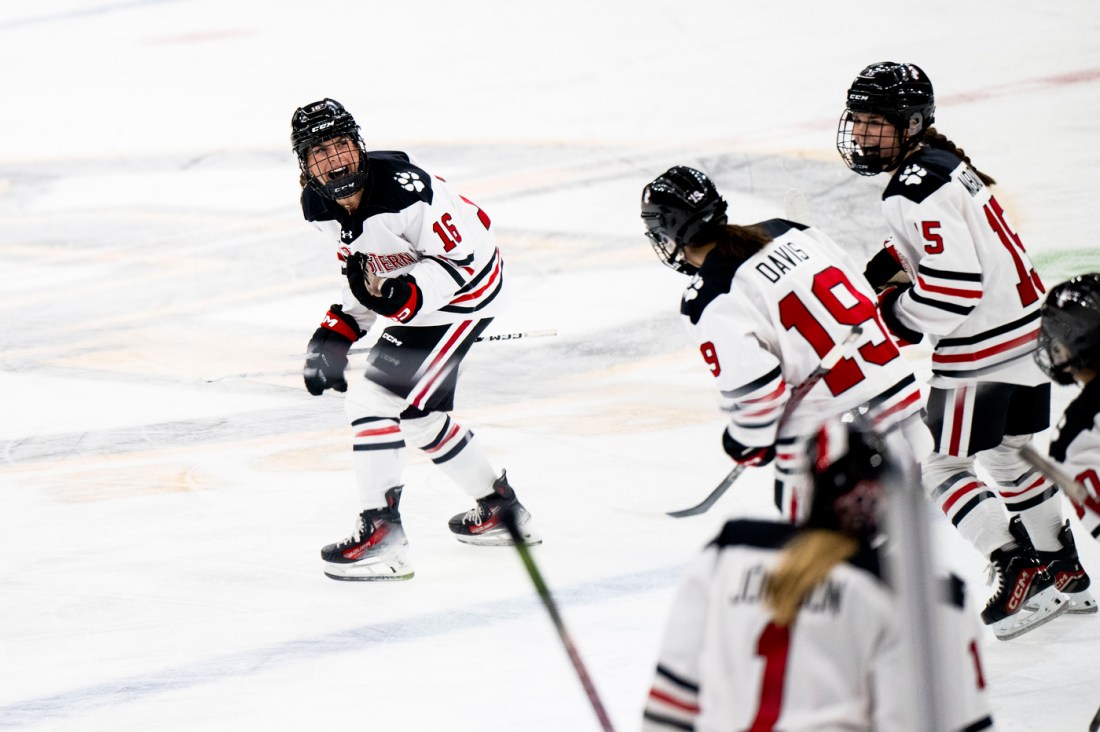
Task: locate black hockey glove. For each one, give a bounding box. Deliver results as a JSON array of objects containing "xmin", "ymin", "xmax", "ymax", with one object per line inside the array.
[
  {"xmin": 864, "ymin": 245, "xmax": 909, "ymax": 294},
  {"xmin": 346, "ymin": 252, "xmax": 423, "ymax": 322},
  {"xmin": 722, "ymin": 430, "xmax": 776, "ymax": 467},
  {"xmin": 303, "ymin": 305, "xmax": 363, "ymax": 396},
  {"xmin": 877, "ymin": 285, "xmax": 925, "ymax": 346}
]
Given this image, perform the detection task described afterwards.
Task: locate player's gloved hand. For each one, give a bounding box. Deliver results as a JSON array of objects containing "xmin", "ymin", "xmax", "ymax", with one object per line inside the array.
[
  {"xmin": 877, "ymin": 285, "xmax": 924, "ymax": 346},
  {"xmin": 346, "ymin": 252, "xmax": 422, "ymax": 322},
  {"xmin": 303, "ymin": 305, "xmax": 362, "ymax": 396},
  {"xmin": 722, "ymin": 430, "xmax": 776, "ymax": 467},
  {"xmin": 863, "ymin": 243, "xmax": 910, "ymax": 294}
]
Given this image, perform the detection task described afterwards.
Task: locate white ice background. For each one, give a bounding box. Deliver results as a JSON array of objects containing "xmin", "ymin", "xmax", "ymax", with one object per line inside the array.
[{"xmin": 2, "ymin": 1, "xmax": 1100, "ymax": 730}]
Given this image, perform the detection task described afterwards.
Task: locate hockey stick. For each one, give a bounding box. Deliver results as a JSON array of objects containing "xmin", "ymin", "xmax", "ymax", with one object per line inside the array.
[
  {"xmin": 667, "ymin": 325, "xmax": 865, "ymax": 518},
  {"xmin": 1091, "ymin": 702, "xmax": 1100, "ymax": 732},
  {"xmin": 1019, "ymin": 444, "xmax": 1089, "ymax": 505},
  {"xmin": 500, "ymin": 508, "xmax": 616, "ymax": 732},
  {"xmin": 346, "ymin": 328, "xmax": 557, "ymax": 356}
]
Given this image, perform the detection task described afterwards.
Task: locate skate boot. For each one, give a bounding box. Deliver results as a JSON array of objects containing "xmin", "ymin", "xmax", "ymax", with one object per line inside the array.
[
  {"xmin": 981, "ymin": 540, "xmax": 1068, "ymax": 640},
  {"xmin": 1011, "ymin": 516, "xmax": 1096, "ymax": 614},
  {"xmin": 321, "ymin": 486, "xmax": 413, "ymax": 581},
  {"xmin": 448, "ymin": 470, "xmax": 541, "ymax": 546}
]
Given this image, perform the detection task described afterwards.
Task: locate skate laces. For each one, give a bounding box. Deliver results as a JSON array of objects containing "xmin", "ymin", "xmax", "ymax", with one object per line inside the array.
[{"xmin": 463, "ymin": 502, "xmax": 488, "ymax": 526}]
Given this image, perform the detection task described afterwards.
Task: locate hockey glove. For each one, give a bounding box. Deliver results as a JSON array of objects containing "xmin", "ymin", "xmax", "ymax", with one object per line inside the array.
[
  {"xmin": 303, "ymin": 305, "xmax": 363, "ymax": 396},
  {"xmin": 722, "ymin": 430, "xmax": 775, "ymax": 467},
  {"xmin": 877, "ymin": 285, "xmax": 924, "ymax": 346},
  {"xmin": 864, "ymin": 245, "xmax": 910, "ymax": 294},
  {"xmin": 346, "ymin": 252, "xmax": 423, "ymax": 322}
]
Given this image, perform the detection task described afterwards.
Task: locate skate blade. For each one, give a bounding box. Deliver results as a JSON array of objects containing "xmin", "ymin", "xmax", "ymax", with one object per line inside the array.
[
  {"xmin": 322, "ymin": 557, "xmax": 414, "ymax": 581},
  {"xmin": 991, "ymin": 587, "xmax": 1071, "ymax": 640},
  {"xmin": 1025, "ymin": 589, "xmax": 1098, "ymax": 614},
  {"xmin": 454, "ymin": 526, "xmax": 542, "ymax": 547}
]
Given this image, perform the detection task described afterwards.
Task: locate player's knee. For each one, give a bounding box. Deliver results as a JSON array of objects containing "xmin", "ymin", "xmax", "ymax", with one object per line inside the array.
[
  {"xmin": 401, "ymin": 411, "xmax": 451, "ymax": 450},
  {"xmin": 344, "ymin": 378, "xmax": 406, "ymax": 422},
  {"xmin": 977, "ymin": 435, "xmax": 1033, "ymax": 483},
  {"xmin": 921, "ymin": 452, "xmax": 976, "ymax": 490}
]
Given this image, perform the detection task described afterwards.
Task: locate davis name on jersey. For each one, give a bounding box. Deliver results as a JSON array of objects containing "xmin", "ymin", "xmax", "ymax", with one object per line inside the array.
[
  {"xmin": 880, "ymin": 146, "xmax": 1046, "ymax": 387},
  {"xmin": 681, "ymin": 219, "xmax": 924, "ymax": 446},
  {"xmin": 302, "ymin": 150, "xmax": 506, "ymax": 328}
]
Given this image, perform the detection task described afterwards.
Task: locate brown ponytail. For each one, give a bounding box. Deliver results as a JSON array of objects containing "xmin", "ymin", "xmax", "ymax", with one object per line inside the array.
[
  {"xmin": 765, "ymin": 530, "xmax": 859, "ymax": 626},
  {"xmin": 922, "ymin": 126, "xmax": 997, "ymax": 186},
  {"xmin": 702, "ymin": 223, "xmax": 773, "ymax": 260}
]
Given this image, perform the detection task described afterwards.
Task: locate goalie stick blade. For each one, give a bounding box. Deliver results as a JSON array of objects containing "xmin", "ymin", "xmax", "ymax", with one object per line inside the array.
[{"xmin": 667, "ymin": 466, "xmax": 746, "ymax": 518}]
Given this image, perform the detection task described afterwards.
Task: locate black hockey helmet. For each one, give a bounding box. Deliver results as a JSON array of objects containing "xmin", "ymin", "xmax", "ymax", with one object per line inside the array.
[
  {"xmin": 291, "ymin": 98, "xmax": 368, "ymax": 200},
  {"xmin": 1035, "ymin": 273, "xmax": 1100, "ymax": 384},
  {"xmin": 640, "ymin": 166, "xmax": 728, "ymax": 275},
  {"xmin": 837, "ymin": 62, "xmax": 935, "ymax": 175},
  {"xmin": 807, "ymin": 418, "xmax": 891, "ymax": 541}
]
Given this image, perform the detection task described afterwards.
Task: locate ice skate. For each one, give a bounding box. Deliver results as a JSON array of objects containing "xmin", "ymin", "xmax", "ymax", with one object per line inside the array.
[
  {"xmin": 981, "ymin": 540, "xmax": 1069, "ymax": 640},
  {"xmin": 448, "ymin": 470, "xmax": 541, "ymax": 546},
  {"xmin": 1010, "ymin": 516, "xmax": 1096, "ymax": 614},
  {"xmin": 322, "ymin": 487, "xmax": 413, "ymax": 581}
]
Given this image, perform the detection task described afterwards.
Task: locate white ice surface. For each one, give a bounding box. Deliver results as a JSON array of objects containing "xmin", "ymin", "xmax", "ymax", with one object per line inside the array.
[{"xmin": 2, "ymin": 1, "xmax": 1100, "ymax": 731}]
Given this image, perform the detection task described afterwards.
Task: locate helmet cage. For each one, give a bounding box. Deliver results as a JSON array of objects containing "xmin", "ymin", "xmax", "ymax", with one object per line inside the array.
[
  {"xmin": 808, "ymin": 419, "xmax": 890, "ymax": 541},
  {"xmin": 838, "ymin": 62, "xmax": 935, "ymax": 176},
  {"xmin": 1035, "ymin": 274, "xmax": 1100, "ymax": 384},
  {"xmin": 640, "ymin": 166, "xmax": 728, "ymax": 275},
  {"xmin": 291, "ymin": 99, "xmax": 368, "ymax": 200}
]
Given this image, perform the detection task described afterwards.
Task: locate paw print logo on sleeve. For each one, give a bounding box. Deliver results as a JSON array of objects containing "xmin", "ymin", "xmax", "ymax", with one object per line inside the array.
[
  {"xmin": 900, "ymin": 165, "xmax": 927, "ymax": 186},
  {"xmin": 395, "ymin": 171, "xmax": 425, "ymax": 192}
]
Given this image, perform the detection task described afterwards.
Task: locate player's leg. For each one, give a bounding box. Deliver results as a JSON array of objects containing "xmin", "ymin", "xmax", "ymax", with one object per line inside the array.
[
  {"xmin": 980, "ymin": 383, "xmax": 1095, "ymax": 613},
  {"xmin": 924, "ymin": 382, "xmax": 1067, "ymax": 637}
]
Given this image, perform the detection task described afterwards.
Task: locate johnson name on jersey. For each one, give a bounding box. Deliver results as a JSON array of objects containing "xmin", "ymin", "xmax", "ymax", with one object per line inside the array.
[
  {"xmin": 642, "ymin": 519, "xmax": 995, "ymax": 732},
  {"xmin": 681, "ymin": 219, "xmax": 924, "ymax": 448},
  {"xmin": 302, "ymin": 150, "xmax": 506, "ymax": 329},
  {"xmin": 880, "ymin": 146, "xmax": 1046, "ymax": 387}
]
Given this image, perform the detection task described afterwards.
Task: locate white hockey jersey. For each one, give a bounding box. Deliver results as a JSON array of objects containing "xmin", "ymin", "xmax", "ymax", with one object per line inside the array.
[
  {"xmin": 302, "ymin": 151, "xmax": 508, "ymax": 330},
  {"xmin": 682, "ymin": 220, "xmax": 925, "ymax": 448},
  {"xmin": 1050, "ymin": 378, "xmax": 1100, "ymax": 540},
  {"xmin": 642, "ymin": 519, "xmax": 996, "ymax": 732},
  {"xmin": 879, "ymin": 146, "xmax": 1046, "ymax": 387}
]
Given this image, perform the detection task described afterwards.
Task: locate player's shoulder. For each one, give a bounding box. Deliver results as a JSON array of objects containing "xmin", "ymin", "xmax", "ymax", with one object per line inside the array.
[
  {"xmin": 361, "ymin": 150, "xmax": 435, "ymax": 212},
  {"xmin": 1050, "ymin": 378, "xmax": 1100, "ymax": 462},
  {"xmin": 680, "ymin": 219, "xmax": 805, "ymax": 324},
  {"xmin": 712, "ymin": 519, "xmax": 884, "ymax": 579},
  {"xmin": 301, "ymin": 185, "xmax": 344, "ymax": 223},
  {"xmin": 882, "ymin": 146, "xmax": 961, "ymax": 204}
]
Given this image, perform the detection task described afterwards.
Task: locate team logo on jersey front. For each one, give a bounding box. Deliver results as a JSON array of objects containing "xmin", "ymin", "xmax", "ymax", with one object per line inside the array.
[
  {"xmin": 899, "ymin": 165, "xmax": 927, "ymax": 186},
  {"xmin": 395, "ymin": 171, "xmax": 425, "ymax": 192}
]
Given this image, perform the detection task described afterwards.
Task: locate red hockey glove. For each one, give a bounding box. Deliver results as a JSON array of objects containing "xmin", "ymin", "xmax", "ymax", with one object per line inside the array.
[
  {"xmin": 877, "ymin": 285, "xmax": 924, "ymax": 346},
  {"xmin": 346, "ymin": 252, "xmax": 423, "ymax": 322},
  {"xmin": 303, "ymin": 305, "xmax": 362, "ymax": 396},
  {"xmin": 722, "ymin": 430, "xmax": 775, "ymax": 467}
]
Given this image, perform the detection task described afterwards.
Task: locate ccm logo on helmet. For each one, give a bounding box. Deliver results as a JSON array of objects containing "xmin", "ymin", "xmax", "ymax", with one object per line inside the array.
[{"xmin": 311, "ymin": 121, "xmax": 335, "ymax": 134}]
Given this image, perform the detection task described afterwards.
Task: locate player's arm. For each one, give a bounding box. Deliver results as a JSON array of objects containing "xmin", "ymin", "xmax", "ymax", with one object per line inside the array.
[
  {"xmin": 692, "ymin": 299, "xmax": 786, "ymax": 465},
  {"xmin": 642, "ymin": 549, "xmax": 712, "ymax": 732},
  {"xmin": 880, "ymin": 189, "xmax": 983, "ymax": 342},
  {"xmin": 1051, "ymin": 423, "xmax": 1100, "ymax": 540}
]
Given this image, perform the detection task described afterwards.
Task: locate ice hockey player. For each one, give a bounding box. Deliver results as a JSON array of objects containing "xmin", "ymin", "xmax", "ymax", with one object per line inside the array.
[
  {"xmin": 291, "ymin": 98, "xmax": 538, "ymax": 581},
  {"xmin": 1035, "ymin": 274, "xmax": 1100, "ymax": 554},
  {"xmin": 836, "ymin": 61, "xmax": 1090, "ymax": 636},
  {"xmin": 642, "ymin": 418, "xmax": 997, "ymax": 732},
  {"xmin": 640, "ymin": 166, "xmax": 929, "ymax": 523}
]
